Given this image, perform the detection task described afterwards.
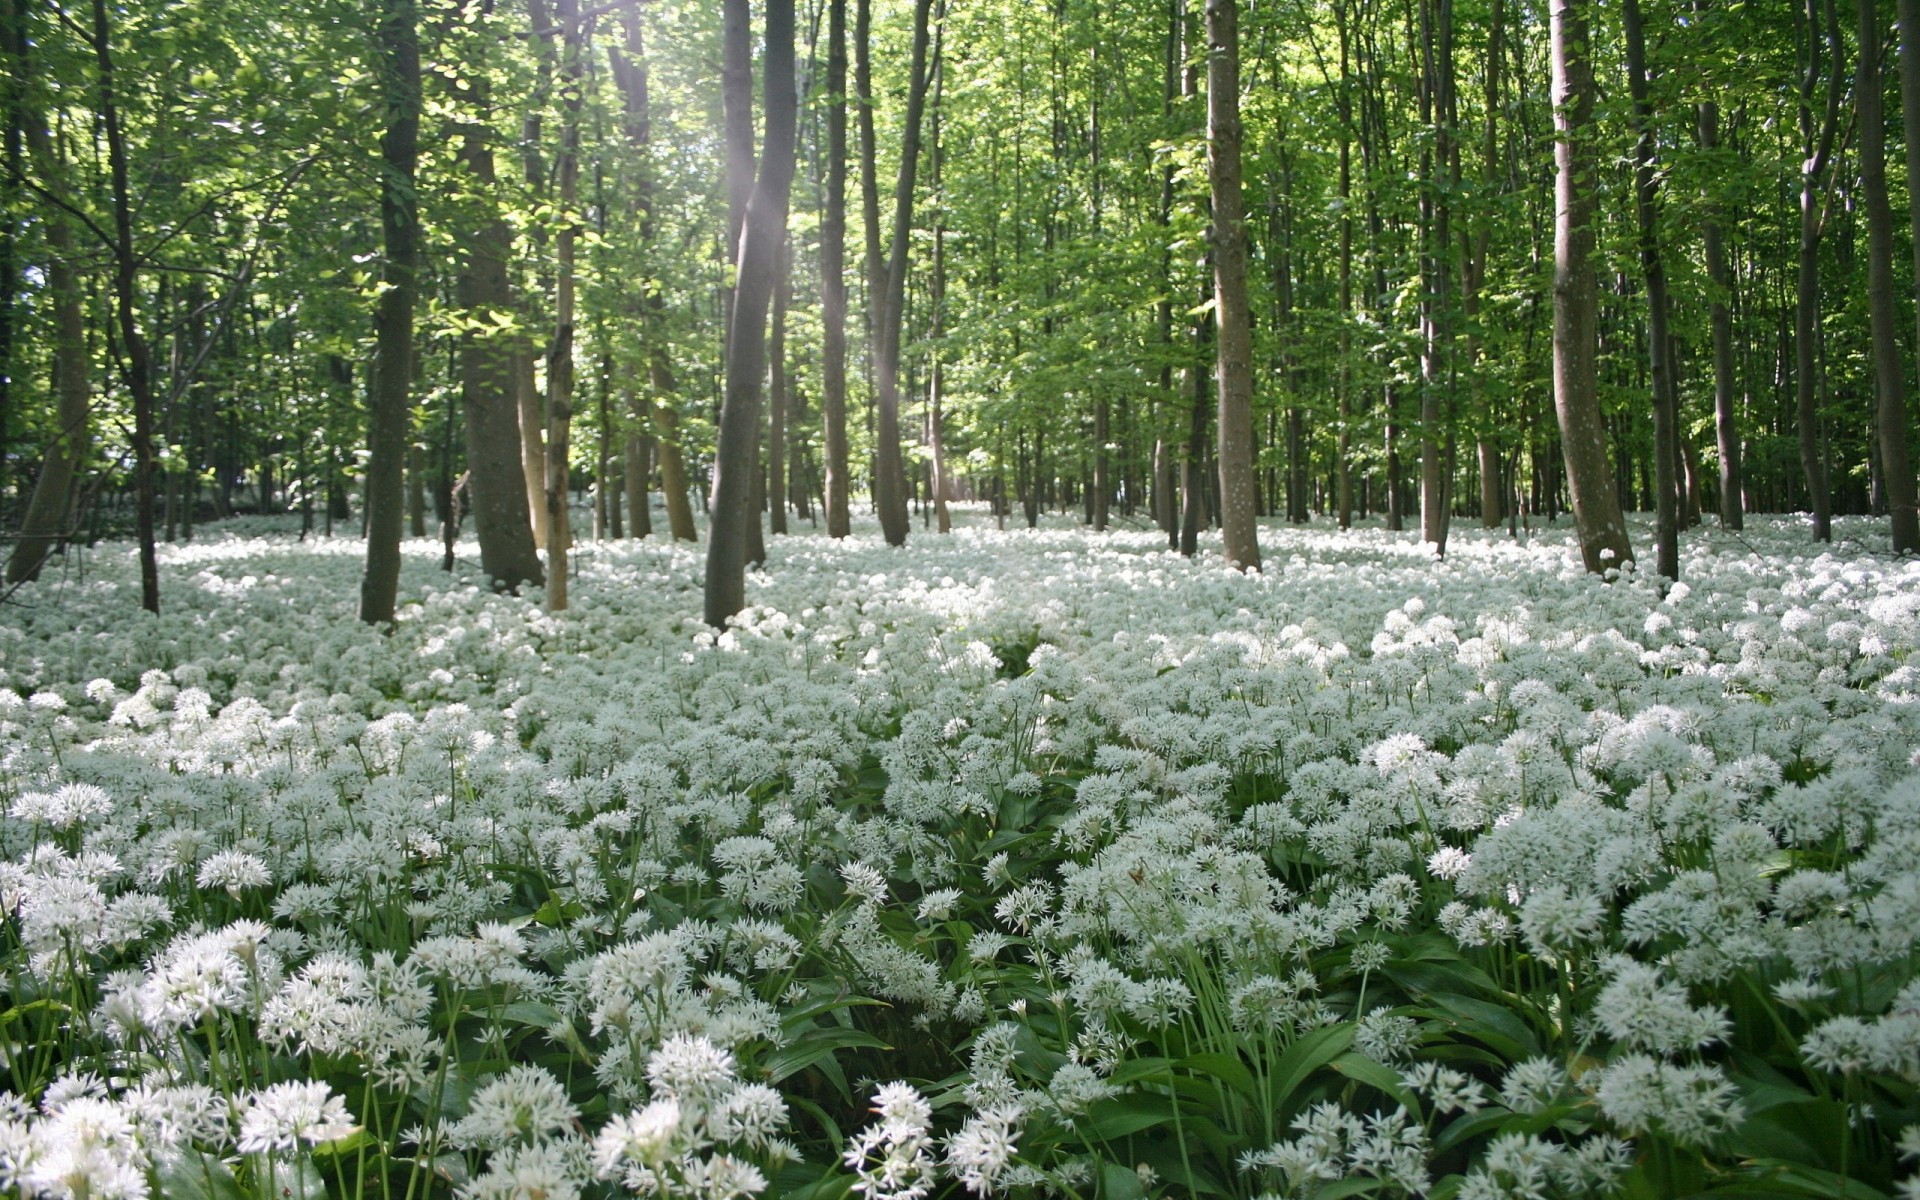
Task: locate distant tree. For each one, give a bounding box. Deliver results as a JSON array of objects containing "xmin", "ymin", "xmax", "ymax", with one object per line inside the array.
[
  {"xmin": 1205, "ymin": 0, "xmax": 1260, "ymax": 572},
  {"xmin": 359, "ymin": 0, "xmax": 419, "ymax": 626},
  {"xmin": 1549, "ymin": 0, "xmax": 1632, "ymax": 574},
  {"xmin": 706, "ymin": 0, "xmax": 797, "ymax": 626}
]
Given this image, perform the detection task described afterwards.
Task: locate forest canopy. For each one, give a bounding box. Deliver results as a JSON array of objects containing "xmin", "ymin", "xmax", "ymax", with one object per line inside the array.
[{"xmin": 3, "ymin": 0, "xmax": 1918, "ymax": 613}]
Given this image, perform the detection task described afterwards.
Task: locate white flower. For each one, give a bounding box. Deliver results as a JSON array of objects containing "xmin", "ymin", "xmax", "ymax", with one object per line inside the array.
[
  {"xmin": 235, "ymin": 1081, "xmax": 358, "ymax": 1154},
  {"xmin": 945, "ymin": 1106, "xmax": 1021, "ymax": 1195},
  {"xmin": 846, "ymin": 1084, "xmax": 936, "ymax": 1200},
  {"xmin": 196, "ymin": 849, "xmax": 272, "ymax": 894},
  {"xmin": 23, "ymin": 1097, "xmax": 148, "ymax": 1200},
  {"xmin": 454, "ymin": 1066, "xmax": 579, "ymax": 1149},
  {"xmin": 646, "ymin": 1034, "xmax": 738, "ymax": 1111}
]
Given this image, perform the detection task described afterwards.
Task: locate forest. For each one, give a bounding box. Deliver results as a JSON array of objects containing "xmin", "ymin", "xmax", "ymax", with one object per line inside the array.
[{"xmin": 4, "ymin": 0, "xmax": 1920, "ymax": 1198}]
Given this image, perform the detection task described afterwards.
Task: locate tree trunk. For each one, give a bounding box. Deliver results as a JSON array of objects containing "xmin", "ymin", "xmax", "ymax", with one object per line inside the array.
[
  {"xmin": 88, "ymin": 0, "xmax": 160, "ymax": 612},
  {"xmin": 1549, "ymin": 0, "xmax": 1633, "ymax": 573},
  {"xmin": 1623, "ymin": 0, "xmax": 1679, "ymax": 580},
  {"xmin": 452, "ymin": 106, "xmax": 543, "ymax": 591},
  {"xmin": 358, "ymin": 0, "xmax": 419, "ymax": 625},
  {"xmin": 1859, "ymin": 0, "xmax": 1919, "ymax": 552},
  {"xmin": 1204, "ymin": 0, "xmax": 1261, "ymax": 572},
  {"xmin": 705, "ymin": 0, "xmax": 797, "ymax": 626},
  {"xmin": 1797, "ymin": 0, "xmax": 1843, "ymax": 541},
  {"xmin": 821, "ymin": 0, "xmax": 853, "ymax": 538},
  {"xmin": 514, "ymin": 350, "xmax": 547, "ymax": 546},
  {"xmin": 769, "ymin": 236, "xmax": 789, "ymax": 537},
  {"xmin": 7, "ymin": 77, "xmax": 88, "ymax": 587},
  {"xmin": 544, "ymin": 0, "xmax": 583, "ymax": 612},
  {"xmin": 869, "ymin": 0, "xmax": 937, "ymax": 549},
  {"xmin": 1902, "ymin": 0, "xmax": 1920, "ymax": 536},
  {"xmin": 1418, "ymin": 0, "xmax": 1455, "ymax": 555},
  {"xmin": 625, "ymin": 420, "xmax": 651, "ymax": 538},
  {"xmin": 929, "ymin": 89, "xmax": 952, "ymax": 536},
  {"xmin": 1697, "ymin": 95, "xmax": 1743, "ymax": 530}
]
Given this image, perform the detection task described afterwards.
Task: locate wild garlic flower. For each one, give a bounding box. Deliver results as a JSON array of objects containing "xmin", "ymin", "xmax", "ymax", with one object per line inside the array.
[
  {"xmin": 453, "ymin": 1066, "xmax": 579, "ymax": 1149},
  {"xmin": 945, "ymin": 1106, "xmax": 1022, "ymax": 1196},
  {"xmin": 846, "ymin": 1083, "xmax": 936, "ymax": 1200},
  {"xmin": 234, "ymin": 1081, "xmax": 357, "ymax": 1154}
]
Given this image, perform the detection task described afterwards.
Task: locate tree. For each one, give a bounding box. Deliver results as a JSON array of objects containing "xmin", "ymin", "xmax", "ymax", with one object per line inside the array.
[
  {"xmin": 868, "ymin": 0, "xmax": 938, "ymax": 549},
  {"xmin": 6, "ymin": 21, "xmax": 87, "ymax": 588},
  {"xmin": 451, "ymin": 5, "xmax": 542, "ymax": 593},
  {"xmin": 1205, "ymin": 0, "xmax": 1260, "ymax": 572},
  {"xmin": 1549, "ymin": 0, "xmax": 1632, "ymax": 574},
  {"xmin": 706, "ymin": 0, "xmax": 798, "ymax": 627},
  {"xmin": 1622, "ymin": 0, "xmax": 1679, "ymax": 580},
  {"xmin": 1796, "ymin": 0, "xmax": 1843, "ymax": 543},
  {"xmin": 1855, "ymin": 0, "xmax": 1918, "ymax": 553},
  {"xmin": 544, "ymin": 0, "xmax": 584, "ymax": 613},
  {"xmin": 92, "ymin": 0, "xmax": 161, "ymax": 614},
  {"xmin": 358, "ymin": 0, "xmax": 419, "ymax": 626},
  {"xmin": 820, "ymin": 0, "xmax": 853, "ymax": 539}
]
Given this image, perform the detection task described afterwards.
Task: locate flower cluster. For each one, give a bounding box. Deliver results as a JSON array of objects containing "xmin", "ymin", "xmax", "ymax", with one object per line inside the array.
[{"xmin": 0, "ymin": 510, "xmax": 1916, "ymax": 1197}]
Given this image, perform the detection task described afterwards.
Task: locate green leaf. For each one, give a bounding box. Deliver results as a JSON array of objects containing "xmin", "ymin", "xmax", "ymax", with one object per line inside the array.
[
  {"xmin": 1099, "ymin": 1161, "xmax": 1149, "ymax": 1200},
  {"xmin": 1077, "ymin": 1093, "xmax": 1179, "ymax": 1140},
  {"xmin": 1418, "ymin": 993, "xmax": 1542, "ymax": 1059},
  {"xmin": 1267, "ymin": 1023, "xmax": 1356, "ymax": 1118},
  {"xmin": 1432, "ymin": 1106, "xmax": 1515, "ymax": 1154},
  {"xmin": 153, "ymin": 1151, "xmax": 247, "ymax": 1200},
  {"xmin": 762, "ymin": 1026, "xmax": 891, "ymax": 1084},
  {"xmin": 1329, "ymin": 1053, "xmax": 1420, "ymax": 1116},
  {"xmin": 1180, "ymin": 1051, "xmax": 1258, "ymax": 1099}
]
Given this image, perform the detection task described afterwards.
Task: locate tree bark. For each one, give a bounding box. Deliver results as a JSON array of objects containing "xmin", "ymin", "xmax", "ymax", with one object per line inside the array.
[
  {"xmin": 1797, "ymin": 0, "xmax": 1843, "ymax": 541},
  {"xmin": 1418, "ymin": 0, "xmax": 1455, "ymax": 555},
  {"xmin": 706, "ymin": 0, "xmax": 798, "ymax": 626},
  {"xmin": 1902, "ymin": 0, "xmax": 1920, "ymax": 537},
  {"xmin": 358, "ymin": 0, "xmax": 419, "ymax": 625},
  {"xmin": 544, "ymin": 0, "xmax": 583, "ymax": 612},
  {"xmin": 1623, "ymin": 0, "xmax": 1679, "ymax": 580},
  {"xmin": 869, "ymin": 0, "xmax": 938, "ymax": 548},
  {"xmin": 7, "ymin": 67, "xmax": 88, "ymax": 587},
  {"xmin": 769, "ymin": 236, "xmax": 789, "ymax": 536},
  {"xmin": 1697, "ymin": 95, "xmax": 1743, "ymax": 530},
  {"xmin": 821, "ymin": 0, "xmax": 853, "ymax": 538},
  {"xmin": 89, "ymin": 0, "xmax": 160, "ymax": 613},
  {"xmin": 1205, "ymin": 0, "xmax": 1260, "ymax": 571},
  {"xmin": 1549, "ymin": 0, "xmax": 1633, "ymax": 573},
  {"xmin": 1859, "ymin": 0, "xmax": 1919, "ymax": 551}
]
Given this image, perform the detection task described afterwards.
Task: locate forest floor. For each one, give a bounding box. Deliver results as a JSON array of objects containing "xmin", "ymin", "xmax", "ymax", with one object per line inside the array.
[{"xmin": 0, "ymin": 508, "xmax": 1917, "ymax": 1200}]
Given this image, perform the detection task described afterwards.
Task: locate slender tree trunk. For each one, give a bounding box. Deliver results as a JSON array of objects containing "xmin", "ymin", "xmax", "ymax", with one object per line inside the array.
[
  {"xmin": 1157, "ymin": 0, "xmax": 1181, "ymax": 546},
  {"xmin": 1798, "ymin": 0, "xmax": 1843, "ymax": 541},
  {"xmin": 929, "ymin": 89, "xmax": 952, "ymax": 536},
  {"xmin": 1902, "ymin": 0, "xmax": 1920, "ymax": 533},
  {"xmin": 8, "ymin": 80, "xmax": 88, "ymax": 586},
  {"xmin": 706, "ymin": 0, "xmax": 797, "ymax": 626},
  {"xmin": 358, "ymin": 0, "xmax": 419, "ymax": 624},
  {"xmin": 655, "ymin": 390, "xmax": 696, "ymax": 540},
  {"xmin": 821, "ymin": 0, "xmax": 852, "ymax": 538},
  {"xmin": 610, "ymin": 10, "xmax": 693, "ymax": 545},
  {"xmin": 88, "ymin": 0, "xmax": 160, "ymax": 612},
  {"xmin": 0, "ymin": 0, "xmax": 18, "ymax": 512},
  {"xmin": 515, "ymin": 351, "xmax": 547, "ymax": 545},
  {"xmin": 1859, "ymin": 0, "xmax": 1919, "ymax": 551},
  {"xmin": 544, "ymin": 0, "xmax": 583, "ymax": 612},
  {"xmin": 1550, "ymin": 0, "xmax": 1633, "ymax": 573},
  {"xmin": 1205, "ymin": 0, "xmax": 1260, "ymax": 571},
  {"xmin": 625, "ymin": 423, "xmax": 651, "ymax": 537},
  {"xmin": 869, "ymin": 0, "xmax": 937, "ymax": 548},
  {"xmin": 1697, "ymin": 96, "xmax": 1743, "ymax": 530},
  {"xmin": 769, "ymin": 236, "xmax": 789, "ymax": 536},
  {"xmin": 1418, "ymin": 0, "xmax": 1455, "ymax": 555},
  {"xmin": 1623, "ymin": 0, "xmax": 1679, "ymax": 579}
]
